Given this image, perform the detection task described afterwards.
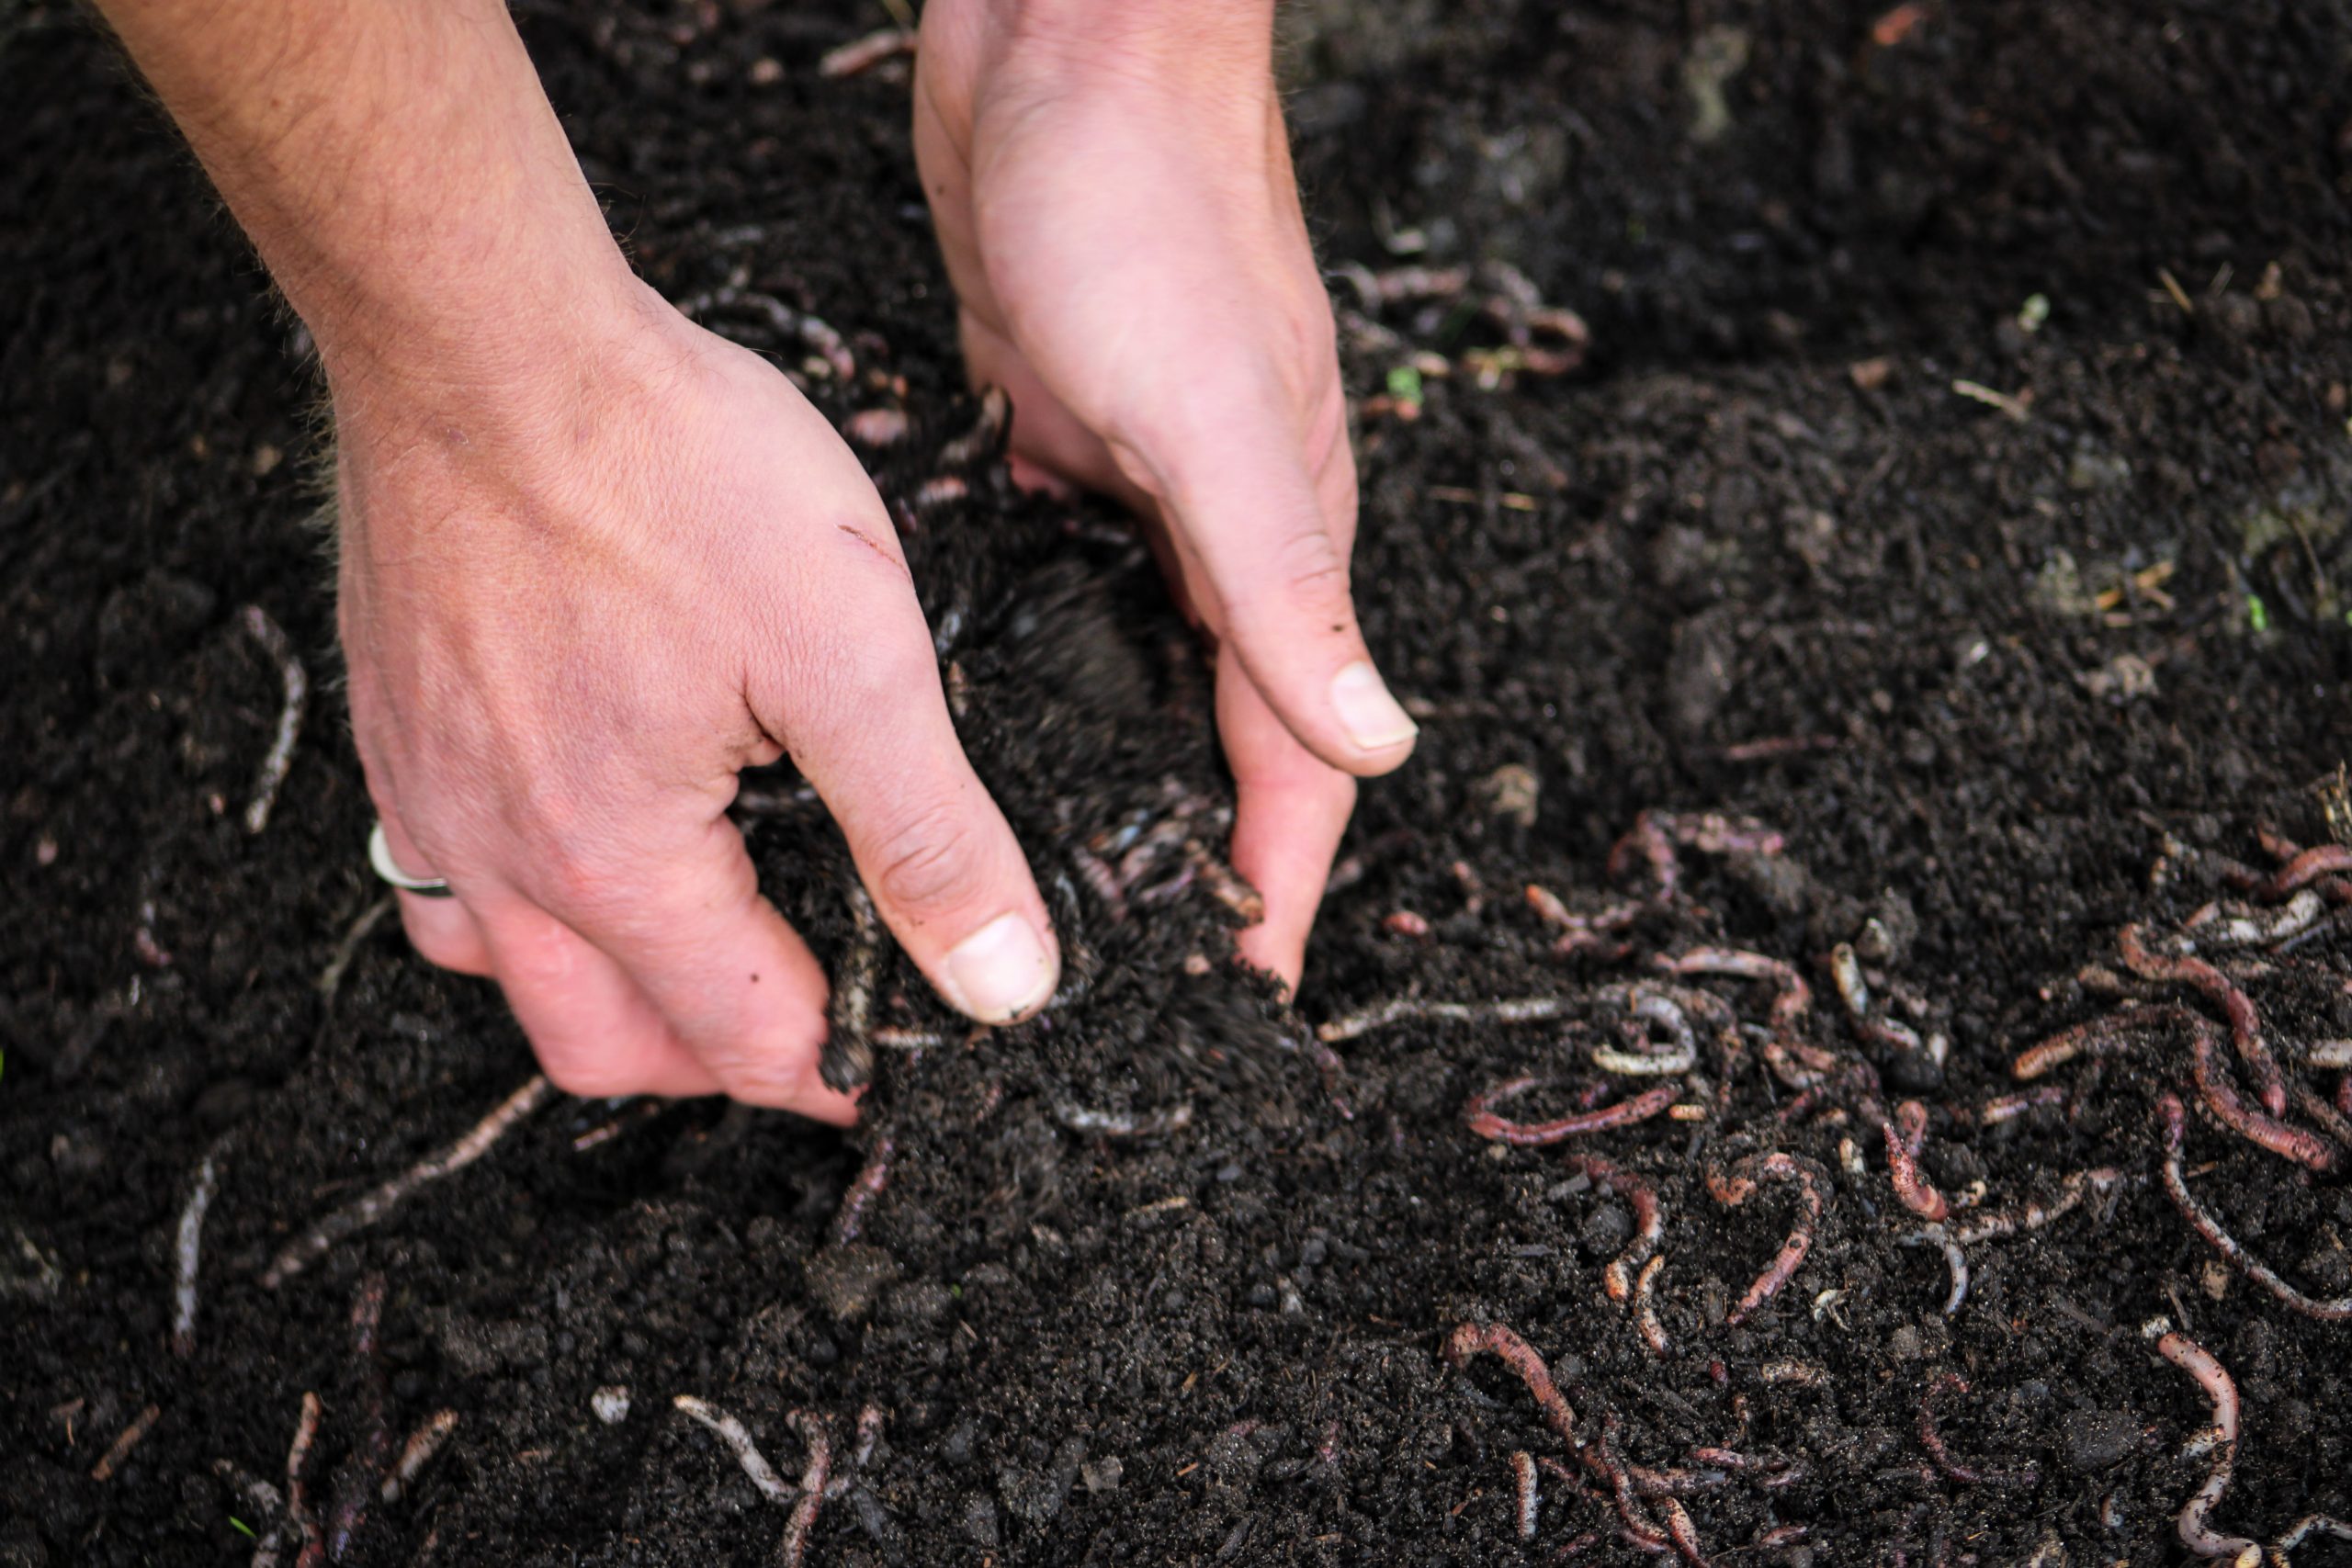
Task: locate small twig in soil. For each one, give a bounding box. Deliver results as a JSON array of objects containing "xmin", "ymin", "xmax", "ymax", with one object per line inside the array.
[
  {"xmin": 262, "ymin": 1075, "xmax": 555, "ymax": 1287},
  {"xmin": 1317, "ymin": 994, "xmax": 1573, "ymax": 1043},
  {"xmin": 171, "ymin": 1154, "xmax": 220, "ymax": 1357},
  {"xmin": 1510, "ymin": 1449, "xmax": 1540, "ymax": 1540},
  {"xmin": 89, "ymin": 1403, "xmax": 160, "ymax": 1482},
  {"xmin": 672, "ymin": 1396, "xmax": 797, "ymax": 1504},
  {"xmin": 1703, "ymin": 1152, "xmax": 1829, "ymax": 1325},
  {"xmin": 1882, "ymin": 1100, "xmax": 1949, "ymax": 1221},
  {"xmin": 2141, "ymin": 1317, "xmax": 2260, "ymax": 1562},
  {"xmin": 2157, "ymin": 1094, "xmax": 2350, "ymax": 1321},
  {"xmin": 2117, "ymin": 924, "xmax": 2286, "ymax": 1116},
  {"xmin": 240, "ymin": 605, "xmax": 308, "ymax": 835},
  {"xmin": 1465, "ymin": 1078, "xmax": 1679, "ymax": 1145},
  {"xmin": 379, "ymin": 1410, "xmax": 458, "ymax": 1505},
  {"xmin": 817, "ymin": 26, "xmax": 914, "ymax": 78},
  {"xmin": 1917, "ymin": 1372, "xmax": 2037, "ymax": 1486},
  {"xmin": 830, "ymin": 1134, "xmax": 894, "ymax": 1247}
]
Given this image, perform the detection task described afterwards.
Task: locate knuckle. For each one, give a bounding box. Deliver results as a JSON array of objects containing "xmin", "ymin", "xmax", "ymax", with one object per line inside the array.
[
  {"xmin": 713, "ymin": 1036, "xmax": 824, "ymax": 1110},
  {"xmin": 1268, "ymin": 522, "xmax": 1351, "ymax": 604},
  {"xmin": 867, "ymin": 794, "xmax": 994, "ymax": 919},
  {"xmin": 535, "ymin": 1050, "xmax": 647, "ymax": 1100}
]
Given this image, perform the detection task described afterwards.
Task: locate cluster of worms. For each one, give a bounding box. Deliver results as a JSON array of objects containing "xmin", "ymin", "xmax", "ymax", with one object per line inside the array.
[
  {"xmin": 1332, "ymin": 258, "xmax": 1592, "ymax": 418},
  {"xmin": 1329, "ymin": 814, "xmax": 2352, "ymax": 1562},
  {"xmin": 671, "ymin": 1396, "xmax": 888, "ymax": 1566}
]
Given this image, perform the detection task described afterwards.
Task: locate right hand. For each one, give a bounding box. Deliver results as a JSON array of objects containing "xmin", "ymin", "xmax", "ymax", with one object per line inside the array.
[{"xmin": 334, "ymin": 281, "xmax": 1058, "ymax": 1121}]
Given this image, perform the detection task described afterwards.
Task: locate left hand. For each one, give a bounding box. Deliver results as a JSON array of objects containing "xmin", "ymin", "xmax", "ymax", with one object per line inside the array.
[{"xmin": 914, "ymin": 0, "xmax": 1417, "ymax": 989}]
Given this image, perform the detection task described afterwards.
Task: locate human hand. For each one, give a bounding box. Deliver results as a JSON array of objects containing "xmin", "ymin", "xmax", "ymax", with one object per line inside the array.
[
  {"xmin": 336, "ymin": 282, "xmax": 1059, "ymax": 1119},
  {"xmin": 914, "ymin": 0, "xmax": 1415, "ymax": 990}
]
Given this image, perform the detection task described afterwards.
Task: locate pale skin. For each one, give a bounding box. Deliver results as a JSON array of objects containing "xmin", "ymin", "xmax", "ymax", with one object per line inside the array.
[{"xmin": 99, "ymin": 0, "xmax": 1414, "ymax": 1122}]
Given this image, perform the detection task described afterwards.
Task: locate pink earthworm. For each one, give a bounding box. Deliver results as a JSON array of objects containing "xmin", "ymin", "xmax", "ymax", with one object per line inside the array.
[
  {"xmin": 2182, "ymin": 1014, "xmax": 2336, "ymax": 1171},
  {"xmin": 2116, "ymin": 925, "xmax": 2285, "ymax": 1116},
  {"xmin": 1704, "ymin": 1152, "xmax": 1829, "ymax": 1325},
  {"xmin": 1443, "ymin": 1322, "xmax": 1578, "ymax": 1449},
  {"xmin": 1883, "ymin": 1100, "xmax": 1950, "ymax": 1221},
  {"xmin": 1510, "ymin": 1450, "xmax": 1540, "ymax": 1540},
  {"xmin": 1465, "ymin": 1079, "xmax": 1679, "ymax": 1145},
  {"xmin": 1917, "ymin": 1371, "xmax": 2038, "ymax": 1486},
  {"xmin": 2010, "ymin": 1003, "xmax": 2173, "ymax": 1078},
  {"xmin": 2142, "ymin": 1318, "xmax": 2258, "ymax": 1562},
  {"xmin": 2158, "ymin": 1095, "xmax": 2350, "ymax": 1321},
  {"xmin": 1561, "ymin": 1155, "xmax": 1663, "ymax": 1303}
]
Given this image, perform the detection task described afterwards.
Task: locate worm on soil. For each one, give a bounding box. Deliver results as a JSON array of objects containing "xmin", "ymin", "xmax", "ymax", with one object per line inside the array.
[
  {"xmin": 1917, "ymin": 1372, "xmax": 2038, "ymax": 1486},
  {"xmin": 1593, "ymin": 1414, "xmax": 1685, "ymax": 1561},
  {"xmin": 262, "ymin": 1075, "xmax": 555, "ymax": 1288},
  {"xmin": 1562, "ymin": 1155, "xmax": 1663, "ymax": 1303},
  {"xmin": 2292, "ymin": 1080, "xmax": 2352, "ymax": 1150},
  {"xmin": 2277, "ymin": 1516, "xmax": 2352, "ymax": 1551},
  {"xmin": 1609, "ymin": 811, "xmax": 1784, "ymax": 900},
  {"xmin": 2256, "ymin": 843, "xmax": 2352, "ymax": 900},
  {"xmin": 1656, "ymin": 947, "xmax": 1823, "ymax": 1078},
  {"xmin": 2141, "ymin": 1317, "xmax": 2260, "ymax": 1562},
  {"xmin": 780, "ymin": 1411, "xmax": 835, "ymax": 1568},
  {"xmin": 1317, "ymin": 993, "xmax": 1573, "ymax": 1043},
  {"xmin": 817, "ymin": 26, "xmax": 914, "ymax": 78},
  {"xmin": 1704, "ymin": 1152, "xmax": 1829, "ymax": 1325},
  {"xmin": 325, "ymin": 1275, "xmax": 394, "ymax": 1560},
  {"xmin": 1442, "ymin": 1322, "xmax": 1577, "ymax": 1449},
  {"xmin": 2185, "ymin": 888, "xmax": 2328, "ymax": 949},
  {"xmin": 285, "ymin": 1392, "xmax": 324, "ymax": 1568},
  {"xmin": 2011, "ymin": 1002, "xmax": 2172, "ymax": 1078},
  {"xmin": 171, "ymin": 1155, "xmax": 220, "ymax": 1357},
  {"xmin": 1971, "ymin": 1085, "xmax": 2068, "ymax": 1124},
  {"xmin": 1051, "ymin": 1100, "xmax": 1193, "ymax": 1139},
  {"xmin": 1829, "ymin": 942, "xmax": 1871, "ymax": 1017},
  {"xmin": 2157, "ymin": 1095, "xmax": 2351, "ymax": 1322},
  {"xmin": 1594, "ymin": 989, "xmax": 1700, "ymax": 1077},
  {"xmin": 1901, "ymin": 1227, "xmax": 1971, "ymax": 1316},
  {"xmin": 1526, "ymin": 883, "xmax": 1645, "ymax": 958},
  {"xmin": 1883, "ymin": 1100, "xmax": 1949, "ymax": 1221},
  {"xmin": 672, "ymin": 1396, "xmax": 797, "ymax": 1504},
  {"xmin": 821, "ymin": 885, "xmax": 881, "ymax": 1093},
  {"xmin": 1948, "ymin": 1167, "xmax": 2123, "ymax": 1247},
  {"xmin": 2312, "ymin": 1040, "xmax": 2352, "ymax": 1069},
  {"xmin": 2183, "ymin": 1012, "xmax": 2336, "ymax": 1171},
  {"xmin": 2117, "ymin": 924, "xmax": 2286, "ymax": 1116},
  {"xmin": 1633, "ymin": 1255, "xmax": 1671, "ymax": 1356},
  {"xmin": 239, "ymin": 605, "xmax": 308, "ymax": 835},
  {"xmin": 316, "ymin": 897, "xmax": 393, "ymax": 1011},
  {"xmin": 937, "ymin": 386, "xmax": 1011, "ymax": 467},
  {"xmin": 1510, "ymin": 1450, "xmax": 1540, "ymax": 1540},
  {"xmin": 869, "ymin": 1026, "xmax": 951, "ymax": 1052},
  {"xmin": 379, "ymin": 1410, "xmax": 458, "ymax": 1504},
  {"xmin": 831, "ymin": 1134, "xmax": 895, "ymax": 1247},
  {"xmin": 89, "ymin": 1402, "xmax": 161, "ymax": 1482},
  {"xmin": 1466, "ymin": 1078, "xmax": 1679, "ymax": 1145},
  {"xmin": 828, "ymin": 1404, "xmax": 885, "ymax": 1497},
  {"xmin": 842, "ymin": 407, "xmax": 909, "ymax": 447},
  {"xmin": 678, "ymin": 287, "xmax": 855, "ymax": 381}
]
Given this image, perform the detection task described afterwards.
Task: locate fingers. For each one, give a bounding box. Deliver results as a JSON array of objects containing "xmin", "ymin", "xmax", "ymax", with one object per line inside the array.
[
  {"xmin": 778, "ymin": 526, "xmax": 1059, "ymax": 1026},
  {"xmin": 519, "ymin": 813, "xmax": 857, "ymax": 1123},
  {"xmin": 1137, "ymin": 378, "xmax": 1416, "ymax": 778},
  {"xmin": 375, "ymin": 813, "xmax": 495, "ymax": 976},
  {"xmin": 1218, "ymin": 657, "xmax": 1356, "ymax": 993}
]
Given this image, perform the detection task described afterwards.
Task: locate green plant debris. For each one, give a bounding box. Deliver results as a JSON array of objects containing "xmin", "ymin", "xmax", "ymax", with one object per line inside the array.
[
  {"xmin": 1385, "ymin": 364, "xmax": 1423, "ymax": 404},
  {"xmin": 2247, "ymin": 594, "xmax": 2270, "ymax": 632},
  {"xmin": 2017, "ymin": 293, "xmax": 2051, "ymax": 333},
  {"xmin": 230, "ymin": 1517, "xmax": 256, "ymax": 1540}
]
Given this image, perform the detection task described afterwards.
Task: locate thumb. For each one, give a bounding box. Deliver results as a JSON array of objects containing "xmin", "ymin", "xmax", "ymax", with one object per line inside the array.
[
  {"xmin": 780, "ymin": 530, "xmax": 1059, "ymax": 1025},
  {"xmin": 1131, "ymin": 376, "xmax": 1416, "ymax": 777}
]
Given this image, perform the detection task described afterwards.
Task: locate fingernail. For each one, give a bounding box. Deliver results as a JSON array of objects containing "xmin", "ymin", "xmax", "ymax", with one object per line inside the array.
[
  {"xmin": 944, "ymin": 913, "xmax": 1057, "ymax": 1022},
  {"xmin": 1329, "ymin": 660, "xmax": 1418, "ymax": 752}
]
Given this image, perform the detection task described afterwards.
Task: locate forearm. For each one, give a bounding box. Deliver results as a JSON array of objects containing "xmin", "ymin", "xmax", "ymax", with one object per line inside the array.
[{"xmin": 98, "ymin": 0, "xmax": 635, "ymax": 420}]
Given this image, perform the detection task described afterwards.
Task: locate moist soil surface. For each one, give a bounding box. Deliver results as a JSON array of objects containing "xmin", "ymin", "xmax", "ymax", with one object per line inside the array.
[{"xmin": 6, "ymin": 2, "xmax": 2352, "ymax": 1563}]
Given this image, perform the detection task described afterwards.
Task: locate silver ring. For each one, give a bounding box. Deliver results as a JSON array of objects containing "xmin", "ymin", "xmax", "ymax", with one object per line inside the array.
[{"xmin": 368, "ymin": 821, "xmax": 455, "ymax": 898}]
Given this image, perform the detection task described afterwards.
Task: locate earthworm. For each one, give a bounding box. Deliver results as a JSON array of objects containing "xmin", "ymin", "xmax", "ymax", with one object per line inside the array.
[
  {"xmin": 820, "ymin": 886, "xmax": 880, "ymax": 1093},
  {"xmin": 1718, "ymin": 735, "xmax": 1839, "ymax": 761},
  {"xmin": 1317, "ymin": 994, "xmax": 1573, "ymax": 1043},
  {"xmin": 824, "ymin": 1404, "xmax": 886, "ymax": 1498},
  {"xmin": 1562, "ymin": 1155, "xmax": 1663, "ymax": 1303},
  {"xmin": 1972, "ymin": 1085, "xmax": 2068, "ymax": 1124},
  {"xmin": 2011, "ymin": 1003, "xmax": 2172, "ymax": 1078},
  {"xmin": 1633, "ymin": 1256, "xmax": 1670, "ymax": 1356},
  {"xmin": 1593, "ymin": 1414, "xmax": 1682, "ymax": 1560},
  {"xmin": 869, "ymin": 1026, "xmax": 950, "ymax": 1052},
  {"xmin": 1656, "ymin": 948, "xmax": 1823, "ymax": 1076},
  {"xmin": 842, "ymin": 407, "xmax": 908, "ymax": 447},
  {"xmin": 1828, "ymin": 943, "xmax": 1871, "ymax": 1017},
  {"xmin": 1610, "ymin": 812, "xmax": 1784, "ymax": 899},
  {"xmin": 2184, "ymin": 1012, "xmax": 2336, "ymax": 1170},
  {"xmin": 285, "ymin": 1392, "xmax": 324, "ymax": 1568},
  {"xmin": 240, "ymin": 605, "xmax": 308, "ymax": 835},
  {"xmin": 171, "ymin": 1155, "xmax": 220, "ymax": 1357},
  {"xmin": 938, "ymin": 387, "xmax": 1011, "ymax": 467},
  {"xmin": 1465, "ymin": 1078, "xmax": 1679, "ymax": 1145},
  {"xmin": 1182, "ymin": 839, "xmax": 1265, "ymax": 921},
  {"xmin": 1948, "ymin": 1167, "xmax": 2123, "ymax": 1247},
  {"xmin": 2311, "ymin": 1040, "xmax": 2352, "ymax": 1069},
  {"xmin": 1331, "ymin": 262, "xmax": 1472, "ymax": 310},
  {"xmin": 1657, "ymin": 1495, "xmax": 1710, "ymax": 1567},
  {"xmin": 88, "ymin": 1402, "xmax": 161, "ymax": 1483},
  {"xmin": 1510, "ymin": 1450, "xmax": 1540, "ymax": 1540},
  {"xmin": 1917, "ymin": 1372, "xmax": 2037, "ymax": 1486},
  {"xmin": 678, "ymin": 288, "xmax": 854, "ymax": 381},
  {"xmin": 1051, "ymin": 1100, "xmax": 1193, "ymax": 1139},
  {"xmin": 1883, "ymin": 1100, "xmax": 1949, "ymax": 1221},
  {"xmin": 672, "ymin": 1396, "xmax": 797, "ymax": 1504},
  {"xmin": 1383, "ymin": 909, "xmax": 1430, "ymax": 937},
  {"xmin": 816, "ymin": 26, "xmax": 915, "ymax": 78},
  {"xmin": 1627, "ymin": 1464, "xmax": 1729, "ymax": 1495},
  {"xmin": 1593, "ymin": 990, "xmax": 1699, "ymax": 1077},
  {"xmin": 2157, "ymin": 1095, "xmax": 2351, "ymax": 1321},
  {"xmin": 2183, "ymin": 889, "xmax": 2327, "ymax": 948},
  {"xmin": 1526, "ymin": 883, "xmax": 1645, "ymax": 958},
  {"xmin": 263, "ymin": 1075, "xmax": 554, "ymax": 1287},
  {"xmin": 1901, "ymin": 1227, "xmax": 1971, "ymax": 1315},
  {"xmin": 831, "ymin": 1134, "xmax": 895, "ymax": 1247},
  {"xmin": 379, "ymin": 1410, "xmax": 458, "ymax": 1505},
  {"xmin": 2292, "ymin": 1080, "xmax": 2352, "ymax": 1150},
  {"xmin": 2257, "ymin": 843, "xmax": 2352, "ymax": 900},
  {"xmin": 780, "ymin": 1411, "xmax": 835, "ymax": 1568},
  {"xmin": 326, "ymin": 1276, "xmax": 393, "ymax": 1561},
  {"xmin": 1442, "ymin": 1322, "xmax": 1577, "ymax": 1449},
  {"xmin": 1704, "ymin": 1152, "xmax": 1829, "ymax": 1325},
  {"xmin": 2117, "ymin": 924, "xmax": 2285, "ymax": 1115},
  {"xmin": 2141, "ymin": 1318, "xmax": 2259, "ymax": 1562},
  {"xmin": 2276, "ymin": 1515, "xmax": 2352, "ymax": 1551}
]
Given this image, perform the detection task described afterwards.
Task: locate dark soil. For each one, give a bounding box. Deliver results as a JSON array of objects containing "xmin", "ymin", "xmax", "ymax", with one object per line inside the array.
[{"xmin": 6, "ymin": 1, "xmax": 2352, "ymax": 1563}]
